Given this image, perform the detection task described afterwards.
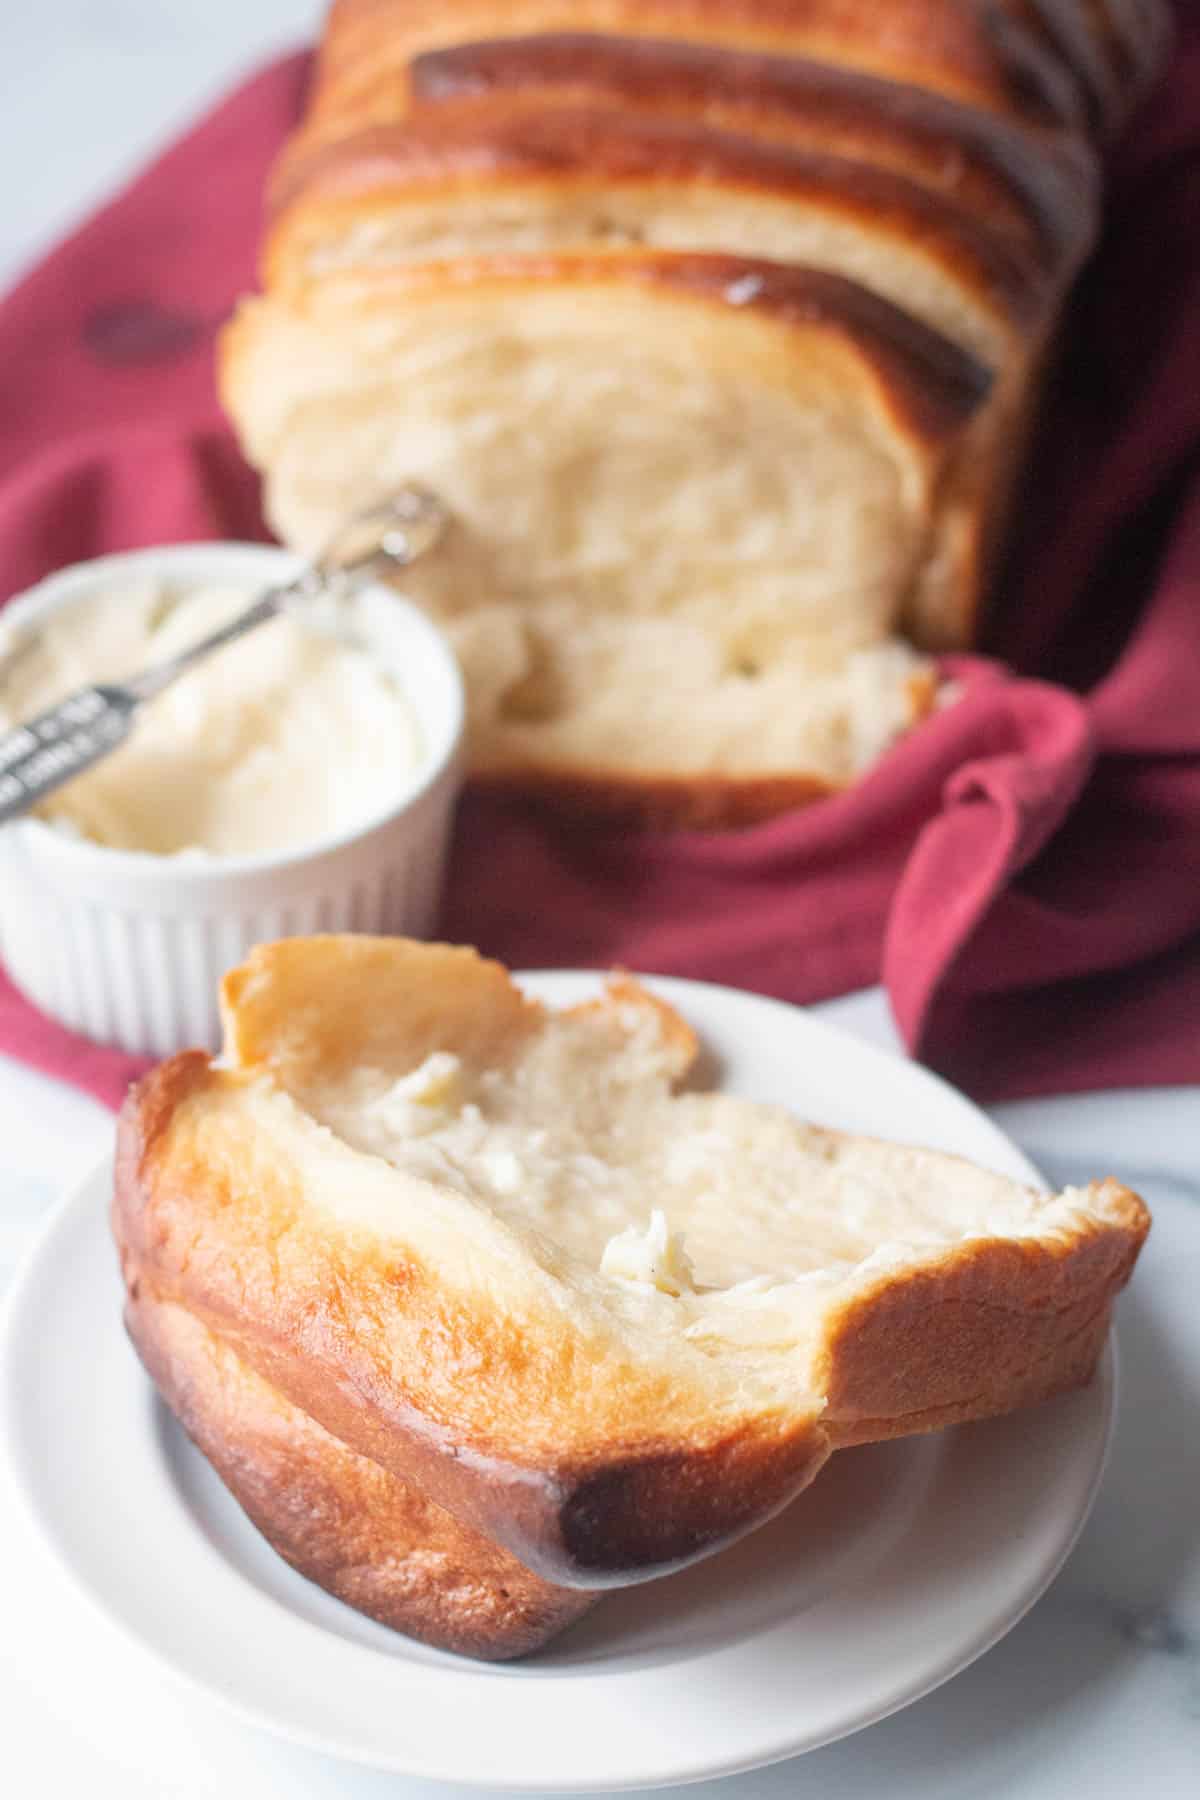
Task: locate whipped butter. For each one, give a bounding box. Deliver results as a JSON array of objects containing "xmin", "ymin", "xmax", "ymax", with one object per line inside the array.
[{"xmin": 0, "ymin": 580, "xmax": 423, "ymax": 856}]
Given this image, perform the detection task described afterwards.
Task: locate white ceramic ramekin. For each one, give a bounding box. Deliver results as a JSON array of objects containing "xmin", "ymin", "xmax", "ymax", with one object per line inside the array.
[{"xmin": 0, "ymin": 542, "xmax": 465, "ymax": 1055}]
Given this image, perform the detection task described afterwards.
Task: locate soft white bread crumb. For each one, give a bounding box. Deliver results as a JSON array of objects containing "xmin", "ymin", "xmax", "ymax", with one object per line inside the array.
[
  {"xmin": 309, "ymin": 1023, "xmax": 1131, "ymax": 1385},
  {"xmin": 226, "ymin": 941, "xmax": 1145, "ymax": 1419},
  {"xmin": 221, "ymin": 271, "xmax": 963, "ymax": 809}
]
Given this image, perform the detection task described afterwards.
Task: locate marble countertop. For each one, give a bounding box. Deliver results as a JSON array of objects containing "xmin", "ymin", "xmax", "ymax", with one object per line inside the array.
[{"xmin": 2, "ymin": 6, "xmax": 1198, "ymax": 1795}]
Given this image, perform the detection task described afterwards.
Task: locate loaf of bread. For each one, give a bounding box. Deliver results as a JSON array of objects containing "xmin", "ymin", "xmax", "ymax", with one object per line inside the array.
[
  {"xmin": 113, "ymin": 936, "xmax": 1149, "ymax": 1657},
  {"xmin": 220, "ymin": 1, "xmax": 1168, "ymax": 824}
]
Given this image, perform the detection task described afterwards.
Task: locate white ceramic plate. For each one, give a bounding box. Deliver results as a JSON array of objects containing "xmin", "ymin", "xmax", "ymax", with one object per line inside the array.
[{"xmin": 0, "ymin": 974, "xmax": 1114, "ymax": 1791}]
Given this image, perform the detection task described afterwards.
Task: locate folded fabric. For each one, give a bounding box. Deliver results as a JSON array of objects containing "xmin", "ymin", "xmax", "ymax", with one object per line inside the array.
[{"xmin": 0, "ymin": 14, "xmax": 1197, "ymax": 1111}]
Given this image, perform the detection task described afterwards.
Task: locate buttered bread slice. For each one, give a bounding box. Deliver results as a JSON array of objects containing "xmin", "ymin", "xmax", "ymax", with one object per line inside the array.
[{"xmin": 114, "ymin": 937, "xmax": 1148, "ymax": 1620}]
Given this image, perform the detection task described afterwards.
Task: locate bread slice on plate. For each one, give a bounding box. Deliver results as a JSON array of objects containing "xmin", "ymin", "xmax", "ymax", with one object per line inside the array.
[{"xmin": 112, "ymin": 937, "xmax": 1148, "ymax": 1658}]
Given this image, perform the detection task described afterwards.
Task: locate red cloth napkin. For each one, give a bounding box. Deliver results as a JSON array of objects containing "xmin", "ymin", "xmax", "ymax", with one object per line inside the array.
[{"xmin": 2, "ymin": 22, "xmax": 1198, "ymax": 1111}]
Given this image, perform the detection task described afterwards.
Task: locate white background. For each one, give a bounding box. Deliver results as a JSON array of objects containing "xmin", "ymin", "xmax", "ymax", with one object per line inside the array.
[{"xmin": 0, "ymin": 1, "xmax": 324, "ymax": 291}]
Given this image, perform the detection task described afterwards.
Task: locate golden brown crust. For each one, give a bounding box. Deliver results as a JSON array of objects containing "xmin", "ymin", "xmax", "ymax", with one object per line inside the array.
[
  {"xmin": 829, "ymin": 1304, "xmax": 1113, "ymax": 1446},
  {"xmin": 310, "ymin": 1, "xmax": 1092, "ymax": 132},
  {"xmin": 125, "ymin": 1285, "xmax": 594, "ymax": 1658},
  {"xmin": 221, "ymin": 934, "xmax": 544, "ymax": 1088},
  {"xmin": 819, "ymin": 1179, "xmax": 1149, "ymax": 1443},
  {"xmin": 120, "ymin": 1181, "xmax": 1144, "ymax": 1653},
  {"xmin": 224, "ymin": 937, "xmax": 702, "ymax": 1083},
  {"xmin": 265, "ymin": 105, "xmax": 1050, "ymax": 345},
  {"xmin": 392, "ymin": 34, "xmax": 1099, "ymax": 259}
]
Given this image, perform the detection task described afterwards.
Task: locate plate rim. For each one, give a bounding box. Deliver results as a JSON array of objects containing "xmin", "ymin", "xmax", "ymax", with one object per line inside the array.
[{"xmin": 0, "ymin": 974, "xmax": 1117, "ymax": 1790}]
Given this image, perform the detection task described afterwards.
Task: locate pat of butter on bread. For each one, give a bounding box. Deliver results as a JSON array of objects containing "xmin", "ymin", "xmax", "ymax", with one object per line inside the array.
[{"xmin": 601, "ymin": 1209, "xmax": 696, "ymax": 1295}]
